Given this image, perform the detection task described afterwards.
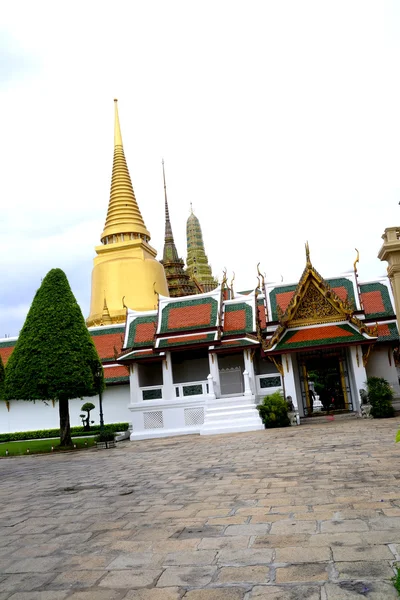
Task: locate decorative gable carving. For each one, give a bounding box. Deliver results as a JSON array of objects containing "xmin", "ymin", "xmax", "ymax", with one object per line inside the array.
[{"xmin": 289, "ymin": 281, "xmax": 343, "ymax": 326}]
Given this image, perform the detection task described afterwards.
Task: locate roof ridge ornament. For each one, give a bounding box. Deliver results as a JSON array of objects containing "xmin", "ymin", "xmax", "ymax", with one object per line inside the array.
[{"xmin": 305, "ymin": 241, "xmax": 312, "ymax": 268}]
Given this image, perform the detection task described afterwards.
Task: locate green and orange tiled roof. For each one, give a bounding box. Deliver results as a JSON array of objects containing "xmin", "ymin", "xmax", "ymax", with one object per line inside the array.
[
  {"xmin": 0, "ymin": 339, "xmax": 17, "ymax": 366},
  {"xmin": 270, "ymin": 278, "xmax": 356, "ymax": 321},
  {"xmin": 103, "ymin": 364, "xmax": 129, "ymax": 384},
  {"xmin": 0, "ymin": 327, "xmax": 126, "ymax": 367},
  {"xmin": 223, "ymin": 303, "xmax": 253, "ymax": 335},
  {"xmin": 159, "ymin": 297, "xmax": 219, "ymax": 334},
  {"xmin": 156, "ymin": 332, "xmax": 217, "ymax": 349},
  {"xmin": 376, "ymin": 322, "xmax": 399, "ymax": 342},
  {"xmin": 274, "ymin": 324, "xmax": 368, "ymax": 351},
  {"xmin": 359, "ymin": 282, "xmax": 394, "ymax": 319},
  {"xmin": 126, "ymin": 316, "xmax": 157, "ymax": 348}
]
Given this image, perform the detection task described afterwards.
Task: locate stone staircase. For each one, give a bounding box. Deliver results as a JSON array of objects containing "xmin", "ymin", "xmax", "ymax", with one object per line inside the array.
[{"xmin": 201, "ymin": 395, "xmax": 265, "ymax": 436}]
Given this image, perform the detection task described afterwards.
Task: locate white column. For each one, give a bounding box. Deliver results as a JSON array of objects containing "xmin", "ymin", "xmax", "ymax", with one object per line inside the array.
[
  {"xmin": 162, "ymin": 351, "xmax": 175, "ymax": 401},
  {"xmin": 349, "ymin": 345, "xmax": 367, "ymax": 413},
  {"xmin": 243, "ymin": 370, "xmax": 252, "ymax": 396},
  {"xmin": 281, "ymin": 353, "xmax": 299, "ymax": 411},
  {"xmin": 243, "ymin": 349, "xmax": 256, "ymax": 394},
  {"xmin": 207, "ymin": 374, "xmax": 216, "ymax": 399},
  {"xmin": 129, "ymin": 363, "xmax": 141, "ymax": 404},
  {"xmin": 208, "ymin": 352, "xmax": 220, "ymax": 398}
]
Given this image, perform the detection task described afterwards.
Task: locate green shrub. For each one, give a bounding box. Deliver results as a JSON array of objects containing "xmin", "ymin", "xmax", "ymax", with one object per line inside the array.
[
  {"xmin": 366, "ymin": 377, "xmax": 395, "ymax": 419},
  {"xmin": 0, "ymin": 422, "xmax": 129, "ymax": 443},
  {"xmin": 95, "ymin": 428, "xmax": 115, "ymax": 442},
  {"xmin": 257, "ymin": 391, "xmax": 290, "ymax": 428}
]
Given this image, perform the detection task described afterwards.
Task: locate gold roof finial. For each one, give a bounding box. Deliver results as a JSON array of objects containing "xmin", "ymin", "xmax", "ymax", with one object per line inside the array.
[
  {"xmin": 354, "ymin": 248, "xmax": 360, "ymax": 274},
  {"xmin": 101, "ymin": 100, "xmax": 150, "ymax": 242},
  {"xmin": 101, "ymin": 293, "xmax": 112, "ymax": 325},
  {"xmin": 305, "ymin": 241, "xmax": 311, "ymax": 268},
  {"xmin": 230, "ymin": 272, "xmax": 235, "ymax": 299}
]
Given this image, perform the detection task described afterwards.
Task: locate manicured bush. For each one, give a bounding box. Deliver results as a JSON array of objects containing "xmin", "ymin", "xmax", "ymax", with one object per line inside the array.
[
  {"xmin": 257, "ymin": 391, "xmax": 290, "ymax": 428},
  {"xmin": 366, "ymin": 377, "xmax": 395, "ymax": 419},
  {"xmin": 4, "ymin": 269, "xmax": 104, "ymax": 446},
  {"xmin": 0, "ymin": 356, "xmax": 5, "ymax": 401},
  {"xmin": 95, "ymin": 428, "xmax": 115, "ymax": 443},
  {"xmin": 0, "ymin": 422, "xmax": 129, "ymax": 443}
]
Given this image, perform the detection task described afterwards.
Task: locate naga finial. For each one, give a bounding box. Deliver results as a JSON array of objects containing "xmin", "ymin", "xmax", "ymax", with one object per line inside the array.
[
  {"xmin": 354, "ymin": 248, "xmax": 360, "ymax": 274},
  {"xmin": 221, "ymin": 268, "xmax": 228, "ymax": 288},
  {"xmin": 257, "ymin": 262, "xmax": 266, "ymax": 291},
  {"xmin": 122, "ymin": 296, "xmax": 127, "ymax": 309},
  {"xmin": 305, "ymin": 241, "xmax": 311, "ymax": 267},
  {"xmin": 153, "ymin": 282, "xmax": 159, "ymax": 296},
  {"xmin": 230, "ymin": 272, "xmax": 235, "ymax": 299}
]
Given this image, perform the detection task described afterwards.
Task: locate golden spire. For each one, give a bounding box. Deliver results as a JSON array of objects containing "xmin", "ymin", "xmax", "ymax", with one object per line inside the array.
[
  {"xmin": 101, "ymin": 294, "xmax": 112, "ymax": 325},
  {"xmin": 100, "ymin": 100, "xmax": 150, "ymax": 242}
]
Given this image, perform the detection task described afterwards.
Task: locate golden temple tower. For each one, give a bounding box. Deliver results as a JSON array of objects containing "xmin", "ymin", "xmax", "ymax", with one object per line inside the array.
[{"xmin": 86, "ymin": 100, "xmax": 169, "ymax": 326}]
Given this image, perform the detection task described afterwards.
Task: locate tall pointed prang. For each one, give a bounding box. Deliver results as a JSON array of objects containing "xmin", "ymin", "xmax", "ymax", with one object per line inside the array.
[
  {"xmin": 186, "ymin": 208, "xmax": 218, "ymax": 292},
  {"xmin": 161, "ymin": 161, "xmax": 197, "ymax": 297},
  {"xmin": 101, "ymin": 100, "xmax": 150, "ymax": 242}
]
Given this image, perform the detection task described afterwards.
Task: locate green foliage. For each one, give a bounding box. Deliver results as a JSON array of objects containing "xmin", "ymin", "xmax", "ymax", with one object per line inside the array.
[
  {"xmin": 0, "ymin": 423, "xmax": 129, "ymax": 443},
  {"xmin": 5, "ymin": 269, "xmax": 104, "ymax": 403},
  {"xmin": 95, "ymin": 427, "xmax": 115, "ymax": 442},
  {"xmin": 0, "ymin": 437, "xmax": 95, "ymax": 457},
  {"xmin": 366, "ymin": 376, "xmax": 395, "ymax": 419},
  {"xmin": 392, "ymin": 565, "xmax": 400, "ymax": 595},
  {"xmin": 257, "ymin": 391, "xmax": 290, "ymax": 428},
  {"xmin": 81, "ymin": 402, "xmax": 96, "ymax": 412},
  {"xmin": 0, "ymin": 355, "xmax": 4, "ymax": 401},
  {"xmin": 81, "ymin": 402, "xmax": 96, "ymax": 430}
]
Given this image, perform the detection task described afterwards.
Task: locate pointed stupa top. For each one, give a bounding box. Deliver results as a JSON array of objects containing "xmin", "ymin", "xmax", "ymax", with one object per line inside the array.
[
  {"xmin": 186, "ymin": 207, "xmax": 218, "ymax": 292},
  {"xmin": 161, "ymin": 161, "xmax": 197, "ymax": 297},
  {"xmin": 162, "ymin": 160, "xmax": 179, "ymax": 262},
  {"xmin": 101, "ymin": 100, "xmax": 150, "ymax": 242}
]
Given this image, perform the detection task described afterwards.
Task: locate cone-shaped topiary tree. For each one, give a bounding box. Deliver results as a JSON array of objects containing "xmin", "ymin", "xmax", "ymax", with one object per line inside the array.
[
  {"xmin": 0, "ymin": 355, "xmax": 5, "ymax": 400},
  {"xmin": 4, "ymin": 269, "xmax": 104, "ymax": 446}
]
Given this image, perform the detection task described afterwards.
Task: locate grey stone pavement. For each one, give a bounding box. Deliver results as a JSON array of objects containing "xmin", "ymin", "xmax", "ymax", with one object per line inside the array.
[{"xmin": 1, "ymin": 418, "xmax": 400, "ymax": 599}]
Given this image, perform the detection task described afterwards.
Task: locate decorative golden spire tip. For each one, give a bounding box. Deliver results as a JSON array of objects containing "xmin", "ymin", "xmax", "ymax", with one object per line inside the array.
[
  {"xmin": 305, "ymin": 241, "xmax": 311, "ymax": 267},
  {"xmin": 114, "ymin": 98, "xmax": 123, "ymax": 147}
]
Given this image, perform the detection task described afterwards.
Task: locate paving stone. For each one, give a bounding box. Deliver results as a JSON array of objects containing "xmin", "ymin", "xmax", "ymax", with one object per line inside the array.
[
  {"xmin": 308, "ymin": 532, "xmax": 364, "ymax": 546},
  {"xmin": 2, "ymin": 556, "xmax": 63, "ymax": 573},
  {"xmin": 275, "ymin": 545, "xmax": 331, "ymax": 563},
  {"xmin": 217, "ymin": 548, "xmax": 273, "ymax": 565},
  {"xmin": 324, "ymin": 581, "xmax": 398, "ymax": 599},
  {"xmin": 224, "ymin": 524, "xmax": 270, "ymax": 536},
  {"xmin": 106, "ymin": 553, "xmax": 163, "ymax": 569},
  {"xmin": 163, "ymin": 550, "xmax": 216, "ymax": 565},
  {"xmin": 269, "ymin": 520, "xmax": 317, "ymax": 535},
  {"xmin": 217, "ymin": 565, "xmax": 269, "ymax": 583},
  {"xmin": 198, "ymin": 536, "xmax": 250, "ymax": 550},
  {"xmin": 0, "ymin": 574, "xmax": 55, "ymax": 592},
  {"xmin": 252, "ymin": 534, "xmax": 309, "ymax": 548},
  {"xmin": 275, "ymin": 563, "xmax": 328, "ymax": 583},
  {"xmin": 335, "ymin": 560, "xmax": 395, "ymax": 580},
  {"xmin": 320, "ymin": 519, "xmax": 369, "ymax": 533},
  {"xmin": 7, "ymin": 593, "xmax": 69, "ymax": 600},
  {"xmin": 124, "ymin": 588, "xmax": 181, "ymax": 599},
  {"xmin": 99, "ymin": 569, "xmax": 162, "ymax": 588},
  {"xmin": 250, "ymin": 585, "xmax": 321, "ymax": 599},
  {"xmin": 51, "ymin": 570, "xmax": 106, "ymax": 588},
  {"xmin": 184, "ymin": 590, "xmax": 246, "ymax": 599},
  {"xmin": 67, "ymin": 592, "xmax": 124, "ymax": 600},
  {"xmin": 331, "ymin": 544, "xmax": 393, "ymax": 561},
  {"xmin": 157, "ymin": 566, "xmax": 216, "ymax": 587}
]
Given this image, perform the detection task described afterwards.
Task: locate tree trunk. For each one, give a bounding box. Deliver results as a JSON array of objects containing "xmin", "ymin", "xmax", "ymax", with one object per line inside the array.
[{"xmin": 59, "ymin": 397, "xmax": 72, "ymax": 446}]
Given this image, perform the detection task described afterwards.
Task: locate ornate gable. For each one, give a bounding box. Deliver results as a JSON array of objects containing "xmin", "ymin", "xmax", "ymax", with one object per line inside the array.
[
  {"xmin": 285, "ymin": 279, "xmax": 348, "ymax": 327},
  {"xmin": 262, "ymin": 244, "xmax": 377, "ymax": 352}
]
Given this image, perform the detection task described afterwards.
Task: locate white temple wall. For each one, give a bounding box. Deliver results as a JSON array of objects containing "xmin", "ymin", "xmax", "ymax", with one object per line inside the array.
[
  {"xmin": 0, "ymin": 385, "xmax": 131, "ymax": 434},
  {"xmin": 367, "ymin": 345, "xmax": 400, "ymax": 396}
]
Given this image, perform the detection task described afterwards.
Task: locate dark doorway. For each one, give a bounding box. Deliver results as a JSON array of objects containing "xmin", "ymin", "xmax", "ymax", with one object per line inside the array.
[{"xmin": 298, "ymin": 348, "xmax": 353, "ymax": 416}]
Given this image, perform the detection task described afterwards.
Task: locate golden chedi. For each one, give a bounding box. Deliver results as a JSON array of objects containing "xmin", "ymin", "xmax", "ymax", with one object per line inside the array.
[{"xmin": 87, "ymin": 100, "xmax": 168, "ymax": 326}]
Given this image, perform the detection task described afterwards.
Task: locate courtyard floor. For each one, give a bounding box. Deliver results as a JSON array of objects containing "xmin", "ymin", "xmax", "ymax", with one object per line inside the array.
[{"xmin": 1, "ymin": 418, "xmax": 400, "ymax": 599}]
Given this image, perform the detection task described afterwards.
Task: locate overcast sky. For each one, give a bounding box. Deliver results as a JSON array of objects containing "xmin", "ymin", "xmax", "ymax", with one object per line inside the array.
[{"xmin": 1, "ymin": 1, "xmax": 400, "ymax": 337}]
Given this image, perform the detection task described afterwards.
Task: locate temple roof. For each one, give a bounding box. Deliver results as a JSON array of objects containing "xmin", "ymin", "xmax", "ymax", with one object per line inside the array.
[
  {"xmin": 273, "ymin": 323, "xmax": 371, "ymax": 352},
  {"xmin": 359, "ymin": 282, "xmax": 395, "ymax": 319}
]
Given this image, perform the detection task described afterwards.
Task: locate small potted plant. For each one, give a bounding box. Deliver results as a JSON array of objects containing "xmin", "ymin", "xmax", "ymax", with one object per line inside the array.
[{"xmin": 95, "ymin": 427, "xmax": 116, "ymax": 449}]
